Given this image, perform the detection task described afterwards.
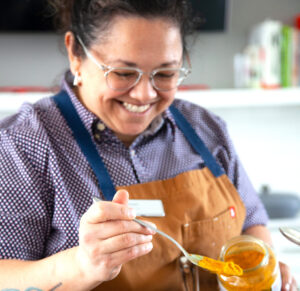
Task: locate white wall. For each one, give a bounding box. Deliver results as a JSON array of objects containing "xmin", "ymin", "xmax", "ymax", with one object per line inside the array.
[
  {"xmin": 0, "ymin": 0, "xmax": 299, "ymax": 88},
  {"xmin": 0, "ymin": 34, "xmax": 67, "ymax": 87},
  {"xmin": 210, "ymin": 105, "xmax": 300, "ymax": 195}
]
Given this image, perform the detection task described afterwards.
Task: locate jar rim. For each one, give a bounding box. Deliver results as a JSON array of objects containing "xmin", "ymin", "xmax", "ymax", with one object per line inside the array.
[{"xmin": 219, "ymin": 235, "xmax": 269, "ymax": 273}]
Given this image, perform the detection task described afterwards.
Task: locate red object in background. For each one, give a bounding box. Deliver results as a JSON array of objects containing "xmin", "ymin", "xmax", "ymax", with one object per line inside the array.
[
  {"xmin": 295, "ymin": 14, "xmax": 300, "ymax": 29},
  {"xmin": 0, "ymin": 86, "xmax": 59, "ymax": 93},
  {"xmin": 178, "ymin": 84, "xmax": 210, "ymax": 91}
]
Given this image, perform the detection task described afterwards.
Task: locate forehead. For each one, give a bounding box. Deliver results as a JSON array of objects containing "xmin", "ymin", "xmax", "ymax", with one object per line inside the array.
[{"xmin": 91, "ymin": 16, "xmax": 183, "ymax": 65}]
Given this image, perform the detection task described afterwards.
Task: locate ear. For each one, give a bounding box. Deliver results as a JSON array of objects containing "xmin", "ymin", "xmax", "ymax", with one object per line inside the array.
[{"xmin": 65, "ymin": 31, "xmax": 81, "ymax": 75}]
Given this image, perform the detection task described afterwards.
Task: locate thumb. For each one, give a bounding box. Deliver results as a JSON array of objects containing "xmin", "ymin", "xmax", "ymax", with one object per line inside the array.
[{"xmin": 113, "ymin": 189, "xmax": 129, "ymax": 205}]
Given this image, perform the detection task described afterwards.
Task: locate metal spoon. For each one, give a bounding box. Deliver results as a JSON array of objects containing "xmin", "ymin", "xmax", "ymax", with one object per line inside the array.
[
  {"xmin": 92, "ymin": 197, "xmax": 242, "ymax": 276},
  {"xmin": 133, "ymin": 218, "xmax": 242, "ymax": 276},
  {"xmin": 133, "ymin": 218, "xmax": 203, "ymax": 266},
  {"xmin": 279, "ymin": 227, "xmax": 300, "ymax": 246}
]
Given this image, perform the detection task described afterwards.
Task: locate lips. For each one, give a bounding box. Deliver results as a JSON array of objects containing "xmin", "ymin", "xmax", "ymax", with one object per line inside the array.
[{"xmin": 122, "ymin": 101, "xmax": 150, "ymax": 113}]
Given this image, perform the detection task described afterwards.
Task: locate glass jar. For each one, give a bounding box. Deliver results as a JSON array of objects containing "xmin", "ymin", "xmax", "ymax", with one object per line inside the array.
[{"xmin": 217, "ymin": 235, "xmax": 281, "ymax": 291}]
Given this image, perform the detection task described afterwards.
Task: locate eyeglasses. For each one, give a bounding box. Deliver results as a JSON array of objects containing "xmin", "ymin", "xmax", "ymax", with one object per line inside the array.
[{"xmin": 77, "ymin": 36, "xmax": 191, "ymax": 92}]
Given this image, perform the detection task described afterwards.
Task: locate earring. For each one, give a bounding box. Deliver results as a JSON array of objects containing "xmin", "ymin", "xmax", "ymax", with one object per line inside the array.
[{"xmin": 73, "ymin": 71, "xmax": 82, "ymax": 86}]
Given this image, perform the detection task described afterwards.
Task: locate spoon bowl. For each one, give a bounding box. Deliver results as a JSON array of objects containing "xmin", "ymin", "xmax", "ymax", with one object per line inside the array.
[
  {"xmin": 279, "ymin": 227, "xmax": 300, "ymax": 246},
  {"xmin": 134, "ymin": 218, "xmax": 243, "ymax": 276}
]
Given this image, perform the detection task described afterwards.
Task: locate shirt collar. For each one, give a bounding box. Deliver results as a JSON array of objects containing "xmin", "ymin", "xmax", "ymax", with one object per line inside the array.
[
  {"xmin": 62, "ymin": 72, "xmax": 99, "ymax": 136},
  {"xmin": 61, "ymin": 71, "xmax": 177, "ymax": 139}
]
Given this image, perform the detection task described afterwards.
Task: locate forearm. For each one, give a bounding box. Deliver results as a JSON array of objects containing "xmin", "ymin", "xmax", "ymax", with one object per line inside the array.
[
  {"xmin": 0, "ymin": 247, "xmax": 97, "ymax": 291},
  {"xmin": 242, "ymin": 224, "xmax": 273, "ymax": 246}
]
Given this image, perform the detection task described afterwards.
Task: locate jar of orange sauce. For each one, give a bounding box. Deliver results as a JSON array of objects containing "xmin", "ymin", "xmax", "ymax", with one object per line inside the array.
[{"xmin": 217, "ymin": 235, "xmax": 281, "ymax": 291}]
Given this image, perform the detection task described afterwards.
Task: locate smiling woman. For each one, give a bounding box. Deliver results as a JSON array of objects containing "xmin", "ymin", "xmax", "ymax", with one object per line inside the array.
[
  {"xmin": 64, "ymin": 15, "xmax": 185, "ymax": 145},
  {"xmin": 0, "ymin": 0, "xmax": 297, "ymax": 290}
]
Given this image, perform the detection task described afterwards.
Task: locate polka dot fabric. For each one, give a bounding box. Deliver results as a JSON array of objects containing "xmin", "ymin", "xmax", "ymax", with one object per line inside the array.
[{"xmin": 0, "ymin": 76, "xmax": 268, "ymax": 260}]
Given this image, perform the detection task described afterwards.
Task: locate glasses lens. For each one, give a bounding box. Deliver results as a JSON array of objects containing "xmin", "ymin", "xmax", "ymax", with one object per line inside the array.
[
  {"xmin": 152, "ymin": 68, "xmax": 188, "ymax": 91},
  {"xmin": 106, "ymin": 68, "xmax": 140, "ymax": 91}
]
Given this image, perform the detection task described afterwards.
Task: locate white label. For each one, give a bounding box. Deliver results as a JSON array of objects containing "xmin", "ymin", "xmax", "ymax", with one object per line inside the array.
[{"xmin": 128, "ymin": 199, "xmax": 165, "ymax": 217}]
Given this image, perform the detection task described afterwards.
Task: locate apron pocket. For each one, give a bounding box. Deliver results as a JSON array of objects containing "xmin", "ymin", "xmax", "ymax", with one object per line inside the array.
[{"xmin": 182, "ymin": 207, "xmax": 242, "ymax": 259}]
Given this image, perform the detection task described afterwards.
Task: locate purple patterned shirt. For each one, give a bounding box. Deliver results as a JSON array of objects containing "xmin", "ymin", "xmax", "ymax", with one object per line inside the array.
[{"xmin": 0, "ymin": 75, "xmax": 268, "ymax": 260}]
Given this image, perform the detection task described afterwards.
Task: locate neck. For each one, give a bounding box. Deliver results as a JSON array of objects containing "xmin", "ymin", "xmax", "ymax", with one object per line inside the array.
[{"xmin": 115, "ymin": 133, "xmax": 137, "ymax": 148}]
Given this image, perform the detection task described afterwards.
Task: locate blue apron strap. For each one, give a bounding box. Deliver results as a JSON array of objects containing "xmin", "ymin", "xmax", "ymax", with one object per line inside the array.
[
  {"xmin": 52, "ymin": 91, "xmax": 224, "ymax": 200},
  {"xmin": 169, "ymin": 104, "xmax": 224, "ymax": 177},
  {"xmin": 52, "ymin": 90, "xmax": 116, "ymax": 201}
]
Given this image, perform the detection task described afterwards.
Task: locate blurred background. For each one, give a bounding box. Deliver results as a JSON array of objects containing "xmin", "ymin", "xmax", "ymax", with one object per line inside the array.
[
  {"xmin": 0, "ymin": 0, "xmax": 300, "ymax": 283},
  {"xmin": 0, "ymin": 0, "xmax": 299, "ymax": 88}
]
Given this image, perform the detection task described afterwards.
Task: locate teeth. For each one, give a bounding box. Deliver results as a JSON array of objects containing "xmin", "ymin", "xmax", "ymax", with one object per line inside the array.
[{"xmin": 123, "ymin": 102, "xmax": 150, "ymax": 113}]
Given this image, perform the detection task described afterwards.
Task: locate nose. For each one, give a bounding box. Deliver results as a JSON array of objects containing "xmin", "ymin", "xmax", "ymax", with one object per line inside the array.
[{"xmin": 129, "ymin": 74, "xmax": 158, "ymax": 102}]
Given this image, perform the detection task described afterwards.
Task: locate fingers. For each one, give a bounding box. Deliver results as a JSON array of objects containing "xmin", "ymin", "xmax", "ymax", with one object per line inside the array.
[
  {"xmin": 85, "ymin": 219, "xmax": 156, "ymax": 241},
  {"xmin": 86, "ymin": 190, "xmax": 133, "ymax": 224},
  {"xmin": 101, "ymin": 241, "xmax": 153, "ymax": 268},
  {"xmin": 77, "ymin": 190, "xmax": 156, "ymax": 284},
  {"xmin": 83, "ymin": 199, "xmax": 136, "ymax": 224},
  {"xmin": 112, "ymin": 189, "xmax": 129, "ymax": 205},
  {"xmin": 98, "ymin": 232, "xmax": 153, "ymax": 254},
  {"xmin": 279, "ymin": 261, "xmax": 298, "ymax": 291}
]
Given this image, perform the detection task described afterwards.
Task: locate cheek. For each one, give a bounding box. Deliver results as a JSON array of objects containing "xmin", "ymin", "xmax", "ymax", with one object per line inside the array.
[
  {"xmin": 93, "ymin": 90, "xmax": 123, "ymax": 114},
  {"xmin": 159, "ymin": 91, "xmax": 176, "ymax": 106}
]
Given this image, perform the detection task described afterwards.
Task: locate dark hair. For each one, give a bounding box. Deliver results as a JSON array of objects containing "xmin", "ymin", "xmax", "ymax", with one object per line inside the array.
[{"xmin": 48, "ymin": 0, "xmax": 197, "ymax": 56}]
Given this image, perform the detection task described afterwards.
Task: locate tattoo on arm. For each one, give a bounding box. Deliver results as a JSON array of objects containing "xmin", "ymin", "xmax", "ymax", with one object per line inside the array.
[
  {"xmin": 48, "ymin": 283, "xmax": 63, "ymax": 291},
  {"xmin": 1, "ymin": 283, "xmax": 63, "ymax": 291}
]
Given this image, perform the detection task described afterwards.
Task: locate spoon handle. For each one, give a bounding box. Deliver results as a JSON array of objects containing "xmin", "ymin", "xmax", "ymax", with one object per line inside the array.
[{"xmin": 133, "ymin": 218, "xmax": 190, "ymax": 258}]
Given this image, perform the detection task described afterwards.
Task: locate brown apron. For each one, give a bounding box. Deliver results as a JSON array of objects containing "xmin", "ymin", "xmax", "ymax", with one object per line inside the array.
[
  {"xmin": 53, "ymin": 92, "xmax": 246, "ymax": 291},
  {"xmin": 98, "ymin": 168, "xmax": 246, "ymax": 291}
]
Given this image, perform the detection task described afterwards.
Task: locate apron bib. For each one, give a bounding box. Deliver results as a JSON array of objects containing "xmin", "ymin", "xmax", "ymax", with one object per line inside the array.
[{"xmin": 53, "ymin": 92, "xmax": 246, "ymax": 290}]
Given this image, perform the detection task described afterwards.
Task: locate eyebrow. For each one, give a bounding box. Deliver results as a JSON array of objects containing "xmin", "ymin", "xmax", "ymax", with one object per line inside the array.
[
  {"xmin": 107, "ymin": 59, "xmax": 181, "ymax": 68},
  {"xmin": 91, "ymin": 47, "xmax": 182, "ymax": 67}
]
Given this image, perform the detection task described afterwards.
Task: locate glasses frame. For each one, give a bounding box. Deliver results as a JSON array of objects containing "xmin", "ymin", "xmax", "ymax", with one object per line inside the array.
[{"xmin": 77, "ymin": 36, "xmax": 191, "ymax": 92}]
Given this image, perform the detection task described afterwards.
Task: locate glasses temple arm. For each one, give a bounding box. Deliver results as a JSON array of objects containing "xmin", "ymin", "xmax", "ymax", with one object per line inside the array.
[{"xmin": 76, "ymin": 36, "xmax": 107, "ymax": 71}]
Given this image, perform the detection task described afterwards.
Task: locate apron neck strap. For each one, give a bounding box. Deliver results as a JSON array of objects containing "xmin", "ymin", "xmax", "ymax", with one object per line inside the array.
[
  {"xmin": 52, "ymin": 91, "xmax": 224, "ymax": 200},
  {"xmin": 52, "ymin": 90, "xmax": 116, "ymax": 200},
  {"xmin": 169, "ymin": 104, "xmax": 224, "ymax": 177}
]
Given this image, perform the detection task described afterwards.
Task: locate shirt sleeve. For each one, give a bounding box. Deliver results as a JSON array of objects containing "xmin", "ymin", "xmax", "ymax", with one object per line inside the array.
[{"xmin": 0, "ymin": 129, "xmax": 51, "ymax": 260}]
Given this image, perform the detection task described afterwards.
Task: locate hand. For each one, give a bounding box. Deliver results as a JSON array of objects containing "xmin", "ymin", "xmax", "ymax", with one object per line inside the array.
[
  {"xmin": 279, "ymin": 261, "xmax": 298, "ymax": 291},
  {"xmin": 75, "ymin": 190, "xmax": 155, "ymax": 286}
]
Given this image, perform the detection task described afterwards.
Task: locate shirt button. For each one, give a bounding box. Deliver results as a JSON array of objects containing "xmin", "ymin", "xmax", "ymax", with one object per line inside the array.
[
  {"xmin": 130, "ymin": 149, "xmax": 136, "ymax": 157},
  {"xmin": 94, "ymin": 133, "xmax": 101, "ymax": 141},
  {"xmin": 97, "ymin": 122, "xmax": 105, "ymax": 131}
]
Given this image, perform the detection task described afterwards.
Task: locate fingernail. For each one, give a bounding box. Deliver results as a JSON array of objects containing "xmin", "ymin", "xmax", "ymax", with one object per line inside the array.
[
  {"xmin": 143, "ymin": 235, "xmax": 153, "ymax": 242},
  {"xmin": 145, "ymin": 242, "xmax": 153, "ymax": 251},
  {"xmin": 285, "ymin": 283, "xmax": 290, "ymax": 291},
  {"xmin": 147, "ymin": 223, "xmax": 157, "ymax": 234},
  {"xmin": 128, "ymin": 208, "xmax": 136, "ymax": 218}
]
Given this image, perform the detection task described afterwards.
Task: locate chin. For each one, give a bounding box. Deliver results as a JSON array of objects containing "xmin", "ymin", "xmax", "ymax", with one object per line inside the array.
[{"xmin": 118, "ymin": 126, "xmax": 146, "ymax": 138}]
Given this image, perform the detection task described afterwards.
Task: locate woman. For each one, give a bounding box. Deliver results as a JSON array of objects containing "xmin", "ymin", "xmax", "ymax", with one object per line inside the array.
[{"xmin": 0, "ymin": 0, "xmax": 297, "ymax": 290}]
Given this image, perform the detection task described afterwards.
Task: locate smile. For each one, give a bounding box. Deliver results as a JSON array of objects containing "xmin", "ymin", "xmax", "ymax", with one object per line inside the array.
[{"xmin": 122, "ymin": 102, "xmax": 150, "ymax": 113}]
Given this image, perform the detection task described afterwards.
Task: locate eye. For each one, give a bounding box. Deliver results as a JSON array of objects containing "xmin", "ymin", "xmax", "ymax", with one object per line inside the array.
[
  {"xmin": 155, "ymin": 70, "xmax": 177, "ymax": 79},
  {"xmin": 112, "ymin": 69, "xmax": 138, "ymax": 78}
]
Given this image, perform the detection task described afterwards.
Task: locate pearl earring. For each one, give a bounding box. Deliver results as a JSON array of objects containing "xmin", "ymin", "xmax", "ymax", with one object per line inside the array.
[{"xmin": 73, "ymin": 71, "xmax": 82, "ymax": 86}]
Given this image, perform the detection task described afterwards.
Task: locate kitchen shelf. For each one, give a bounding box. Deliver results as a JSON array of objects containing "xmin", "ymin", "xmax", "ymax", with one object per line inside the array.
[
  {"xmin": 0, "ymin": 92, "xmax": 50, "ymax": 112},
  {"xmin": 176, "ymin": 87, "xmax": 300, "ymax": 108},
  {"xmin": 0, "ymin": 88, "xmax": 300, "ymax": 112}
]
